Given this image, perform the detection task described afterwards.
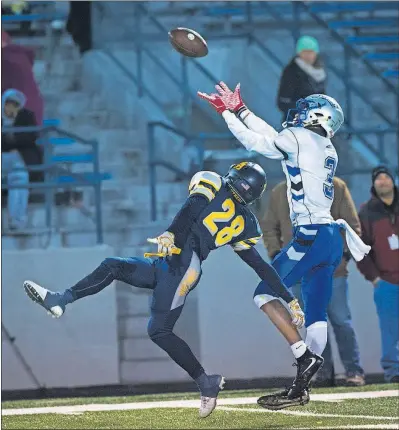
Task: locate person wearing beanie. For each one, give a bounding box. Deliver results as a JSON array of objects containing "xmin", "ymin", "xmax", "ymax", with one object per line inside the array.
[
  {"xmin": 357, "ymin": 165, "xmax": 399, "ymax": 383},
  {"xmin": 1, "ymin": 89, "xmax": 42, "ymax": 229},
  {"xmin": 277, "ymin": 35, "xmax": 327, "ymax": 122}
]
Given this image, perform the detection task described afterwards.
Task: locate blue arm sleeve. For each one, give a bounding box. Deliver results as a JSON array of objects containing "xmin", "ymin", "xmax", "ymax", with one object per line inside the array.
[
  {"xmin": 235, "ymin": 247, "xmax": 294, "ymax": 303},
  {"xmin": 167, "ymin": 195, "xmax": 208, "ymax": 249}
]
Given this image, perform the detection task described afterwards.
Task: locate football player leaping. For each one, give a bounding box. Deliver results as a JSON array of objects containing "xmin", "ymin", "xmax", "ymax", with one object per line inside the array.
[
  {"xmin": 24, "ymin": 162, "xmax": 314, "ymax": 418},
  {"xmin": 199, "ymin": 84, "xmax": 371, "ymax": 410}
]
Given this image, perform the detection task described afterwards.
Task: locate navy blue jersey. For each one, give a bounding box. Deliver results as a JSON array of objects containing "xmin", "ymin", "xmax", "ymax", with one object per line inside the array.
[{"xmin": 185, "ymin": 171, "xmax": 263, "ymax": 261}]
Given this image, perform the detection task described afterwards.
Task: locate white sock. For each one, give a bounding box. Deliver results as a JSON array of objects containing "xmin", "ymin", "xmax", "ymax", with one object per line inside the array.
[
  {"xmin": 305, "ymin": 321, "xmax": 328, "ymax": 355},
  {"xmin": 291, "ymin": 340, "xmax": 307, "ymax": 359}
]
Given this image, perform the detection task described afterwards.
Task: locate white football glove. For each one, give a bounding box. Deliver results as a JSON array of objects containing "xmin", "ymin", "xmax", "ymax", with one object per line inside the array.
[
  {"xmin": 147, "ymin": 231, "xmax": 181, "ymax": 256},
  {"xmin": 288, "ymin": 298, "xmax": 305, "ymax": 329}
]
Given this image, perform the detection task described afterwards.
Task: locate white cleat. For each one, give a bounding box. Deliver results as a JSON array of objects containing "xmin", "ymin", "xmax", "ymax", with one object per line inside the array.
[
  {"xmin": 23, "ymin": 280, "xmax": 64, "ymax": 318},
  {"xmin": 199, "ymin": 376, "xmax": 225, "ymax": 418}
]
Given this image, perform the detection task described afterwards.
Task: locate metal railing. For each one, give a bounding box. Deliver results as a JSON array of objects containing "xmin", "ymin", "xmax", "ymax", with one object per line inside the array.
[
  {"xmin": 336, "ymin": 126, "xmax": 399, "ymax": 171},
  {"xmin": 1, "ymin": 124, "xmax": 106, "ymax": 243}
]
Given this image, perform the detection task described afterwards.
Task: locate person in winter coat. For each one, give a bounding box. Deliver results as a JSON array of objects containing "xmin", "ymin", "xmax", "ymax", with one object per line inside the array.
[
  {"xmin": 357, "ymin": 166, "xmax": 399, "ymax": 383},
  {"xmin": 2, "ymin": 89, "xmax": 41, "ymax": 229},
  {"xmin": 261, "ymin": 178, "xmax": 365, "ymax": 387},
  {"xmin": 2, "ymin": 30, "xmax": 44, "ymax": 125},
  {"xmin": 277, "ymin": 35, "xmax": 327, "ymax": 122}
]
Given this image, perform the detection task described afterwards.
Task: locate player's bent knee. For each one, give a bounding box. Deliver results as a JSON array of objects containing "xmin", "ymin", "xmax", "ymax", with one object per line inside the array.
[
  {"xmin": 253, "ymin": 293, "xmax": 278, "ymax": 308},
  {"xmin": 147, "ymin": 319, "xmax": 170, "ymax": 342},
  {"xmin": 102, "ymin": 257, "xmax": 132, "ymax": 279},
  {"xmin": 305, "ymin": 321, "xmax": 328, "ymax": 355}
]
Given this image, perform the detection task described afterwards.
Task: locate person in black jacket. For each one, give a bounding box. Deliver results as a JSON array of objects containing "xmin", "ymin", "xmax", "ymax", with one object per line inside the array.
[
  {"xmin": 277, "ymin": 35, "xmax": 327, "ymax": 122},
  {"xmin": 2, "ymin": 89, "xmax": 41, "ymax": 229}
]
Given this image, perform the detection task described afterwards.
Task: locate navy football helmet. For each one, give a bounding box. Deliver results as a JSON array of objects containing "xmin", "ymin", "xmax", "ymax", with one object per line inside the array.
[{"xmin": 225, "ymin": 162, "xmax": 267, "ymax": 205}]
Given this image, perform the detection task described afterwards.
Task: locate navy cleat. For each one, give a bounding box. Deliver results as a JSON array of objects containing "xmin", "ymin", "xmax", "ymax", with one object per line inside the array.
[
  {"xmin": 197, "ymin": 374, "xmax": 225, "ymax": 418},
  {"xmin": 23, "ymin": 280, "xmax": 66, "ymax": 318}
]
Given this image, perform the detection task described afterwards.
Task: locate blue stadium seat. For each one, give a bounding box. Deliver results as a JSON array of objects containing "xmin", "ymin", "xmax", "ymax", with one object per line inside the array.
[
  {"xmin": 42, "ymin": 118, "xmax": 60, "ymax": 127},
  {"xmin": 51, "ymin": 154, "xmax": 94, "ymax": 163},
  {"xmin": 382, "ymin": 69, "xmax": 399, "ymax": 78},
  {"xmin": 329, "ymin": 19, "xmax": 398, "ymax": 29},
  {"xmin": 363, "ymin": 52, "xmax": 399, "ymax": 61},
  {"xmin": 1, "ymin": 13, "xmax": 66, "ymax": 22},
  {"xmin": 346, "ymin": 35, "xmax": 399, "ymax": 44},
  {"xmin": 37, "ymin": 137, "xmax": 75, "ymax": 146},
  {"xmin": 310, "ymin": 2, "xmax": 398, "ymax": 13},
  {"xmin": 56, "ymin": 173, "xmax": 112, "ymax": 184}
]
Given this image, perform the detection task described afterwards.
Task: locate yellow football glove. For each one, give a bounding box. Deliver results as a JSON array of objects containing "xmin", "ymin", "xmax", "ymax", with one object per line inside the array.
[
  {"xmin": 146, "ymin": 231, "xmax": 181, "ymax": 257},
  {"xmin": 288, "ymin": 298, "xmax": 305, "ymax": 329}
]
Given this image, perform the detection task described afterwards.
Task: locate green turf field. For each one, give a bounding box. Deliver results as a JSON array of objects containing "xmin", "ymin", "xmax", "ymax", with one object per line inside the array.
[{"xmin": 2, "ymin": 383, "xmax": 398, "ymax": 429}]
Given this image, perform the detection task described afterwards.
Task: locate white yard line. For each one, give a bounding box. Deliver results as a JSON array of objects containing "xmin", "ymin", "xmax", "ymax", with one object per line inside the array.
[
  {"xmin": 293, "ymin": 426, "xmax": 399, "ymax": 430},
  {"xmin": 218, "ymin": 406, "xmax": 397, "ymax": 420},
  {"xmin": 2, "ymin": 390, "xmax": 398, "ymax": 417}
]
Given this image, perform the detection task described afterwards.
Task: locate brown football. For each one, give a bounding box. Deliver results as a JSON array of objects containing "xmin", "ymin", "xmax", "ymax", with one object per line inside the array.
[{"xmin": 168, "ymin": 27, "xmax": 208, "ymax": 58}]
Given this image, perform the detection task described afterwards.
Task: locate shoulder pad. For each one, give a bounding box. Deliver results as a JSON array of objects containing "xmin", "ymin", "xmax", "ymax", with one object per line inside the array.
[{"xmin": 189, "ymin": 171, "xmax": 222, "ymax": 201}]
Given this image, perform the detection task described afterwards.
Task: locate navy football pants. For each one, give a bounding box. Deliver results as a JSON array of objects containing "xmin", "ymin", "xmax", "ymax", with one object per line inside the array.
[
  {"xmin": 67, "ymin": 249, "xmax": 204, "ymax": 379},
  {"xmin": 254, "ymin": 223, "xmax": 343, "ymax": 327}
]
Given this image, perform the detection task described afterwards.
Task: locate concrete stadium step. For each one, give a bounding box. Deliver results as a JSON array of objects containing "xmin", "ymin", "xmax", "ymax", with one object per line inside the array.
[
  {"xmin": 121, "ymin": 336, "xmax": 169, "ymax": 362},
  {"xmin": 94, "ymin": 180, "xmax": 187, "ymax": 205},
  {"xmin": 1, "ymin": 219, "xmax": 169, "ymax": 251},
  {"xmin": 1, "ymin": 230, "xmax": 63, "ymax": 251},
  {"xmin": 119, "ymin": 316, "xmax": 151, "ymax": 341},
  {"xmin": 116, "ymin": 288, "xmax": 152, "ymax": 319}
]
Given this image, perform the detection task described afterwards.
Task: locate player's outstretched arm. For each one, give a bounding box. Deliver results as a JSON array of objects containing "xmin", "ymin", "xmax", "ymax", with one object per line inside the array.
[
  {"xmin": 235, "ymin": 247, "xmax": 304, "ymax": 329},
  {"xmin": 197, "ymin": 89, "xmax": 283, "ymax": 160},
  {"xmin": 215, "ymin": 81, "xmax": 278, "ymax": 136}
]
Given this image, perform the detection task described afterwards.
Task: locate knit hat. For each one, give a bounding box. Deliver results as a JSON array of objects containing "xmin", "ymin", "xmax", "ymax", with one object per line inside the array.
[
  {"xmin": 372, "ymin": 166, "xmax": 395, "ymax": 184},
  {"xmin": 296, "ymin": 35, "xmax": 320, "ymax": 54}
]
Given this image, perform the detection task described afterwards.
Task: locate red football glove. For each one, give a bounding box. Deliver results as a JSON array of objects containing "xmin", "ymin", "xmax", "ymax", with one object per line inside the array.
[
  {"xmin": 197, "ymin": 91, "xmax": 227, "ymax": 114},
  {"xmin": 215, "ymin": 81, "xmax": 246, "ymax": 114}
]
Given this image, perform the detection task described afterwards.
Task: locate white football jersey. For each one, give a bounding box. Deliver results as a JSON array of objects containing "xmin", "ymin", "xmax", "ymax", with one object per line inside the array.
[{"xmin": 222, "ymin": 110, "xmax": 338, "ymax": 226}]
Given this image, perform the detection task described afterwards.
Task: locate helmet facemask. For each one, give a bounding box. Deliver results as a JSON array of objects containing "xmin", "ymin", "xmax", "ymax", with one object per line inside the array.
[{"xmin": 283, "ymin": 95, "xmax": 344, "ymax": 138}]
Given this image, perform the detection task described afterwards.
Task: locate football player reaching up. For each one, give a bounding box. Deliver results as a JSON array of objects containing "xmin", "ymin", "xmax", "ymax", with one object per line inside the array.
[
  {"xmin": 24, "ymin": 162, "xmax": 313, "ymax": 418},
  {"xmin": 199, "ymin": 84, "xmax": 371, "ymax": 409}
]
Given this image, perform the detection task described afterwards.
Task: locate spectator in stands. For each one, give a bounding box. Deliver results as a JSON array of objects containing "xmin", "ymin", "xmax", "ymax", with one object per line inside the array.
[
  {"xmin": 261, "ymin": 178, "xmax": 365, "ymax": 387},
  {"xmin": 357, "ymin": 166, "xmax": 399, "ymax": 383},
  {"xmin": 277, "ymin": 35, "xmax": 327, "ymax": 122},
  {"xmin": 2, "ymin": 30, "xmax": 44, "ymax": 125},
  {"xmin": 2, "ymin": 89, "xmax": 41, "ymax": 229}
]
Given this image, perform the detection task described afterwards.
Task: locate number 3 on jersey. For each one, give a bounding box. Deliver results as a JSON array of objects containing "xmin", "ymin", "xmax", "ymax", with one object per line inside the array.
[
  {"xmin": 203, "ymin": 198, "xmax": 245, "ymax": 247},
  {"xmin": 324, "ymin": 156, "xmax": 337, "ymax": 200}
]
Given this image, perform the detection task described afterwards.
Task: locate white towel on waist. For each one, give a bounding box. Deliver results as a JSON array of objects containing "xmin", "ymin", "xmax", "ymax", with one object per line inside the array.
[{"xmin": 335, "ymin": 219, "xmax": 371, "ymax": 262}]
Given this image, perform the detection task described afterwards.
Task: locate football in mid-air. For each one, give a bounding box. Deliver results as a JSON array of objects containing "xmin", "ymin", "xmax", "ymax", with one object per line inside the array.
[{"xmin": 168, "ymin": 27, "xmax": 208, "ymax": 58}]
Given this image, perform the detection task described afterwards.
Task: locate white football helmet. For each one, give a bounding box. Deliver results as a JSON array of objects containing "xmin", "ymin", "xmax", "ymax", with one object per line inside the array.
[{"xmin": 284, "ymin": 94, "xmax": 344, "ymax": 138}]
